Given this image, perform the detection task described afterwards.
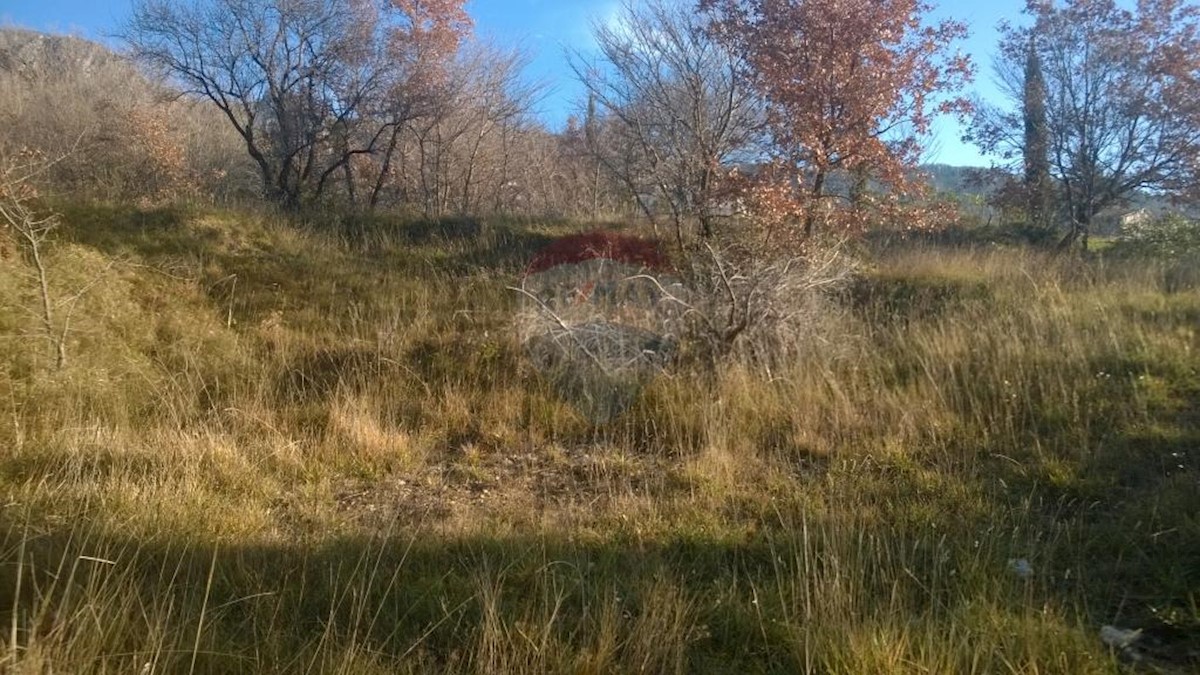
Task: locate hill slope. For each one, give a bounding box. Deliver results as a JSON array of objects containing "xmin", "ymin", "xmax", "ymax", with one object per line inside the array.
[
  {"xmin": 0, "ymin": 27, "xmax": 131, "ymax": 79},
  {"xmin": 0, "ymin": 205, "xmax": 1196, "ymax": 672}
]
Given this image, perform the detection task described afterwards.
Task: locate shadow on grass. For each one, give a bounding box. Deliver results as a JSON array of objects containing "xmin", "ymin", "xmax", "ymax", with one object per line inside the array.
[
  {"xmin": 865, "ymin": 221, "xmax": 1061, "ymax": 250},
  {"xmin": 977, "ymin": 376, "xmax": 1200, "ymax": 669},
  {"xmin": 841, "ymin": 271, "xmax": 995, "ymax": 326},
  {"xmin": 5, "ymin": 370, "xmax": 1200, "ymax": 675},
  {"xmin": 52, "ymin": 205, "xmax": 574, "ymax": 336},
  {"xmin": 304, "ymin": 211, "xmax": 567, "ymax": 275},
  {"xmin": 0, "ymin": 522, "xmax": 796, "ymax": 672},
  {"xmin": 55, "ymin": 203, "xmax": 206, "ymax": 260},
  {"xmin": 0, "ymin": 507, "xmax": 1089, "ymax": 675}
]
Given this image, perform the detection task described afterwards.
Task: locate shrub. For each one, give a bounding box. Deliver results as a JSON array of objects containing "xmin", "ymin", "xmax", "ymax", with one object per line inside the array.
[
  {"xmin": 675, "ymin": 241, "xmax": 860, "ymax": 370},
  {"xmin": 1115, "ymin": 213, "xmax": 1200, "ymax": 292},
  {"xmin": 1118, "ymin": 213, "xmax": 1200, "ymax": 259}
]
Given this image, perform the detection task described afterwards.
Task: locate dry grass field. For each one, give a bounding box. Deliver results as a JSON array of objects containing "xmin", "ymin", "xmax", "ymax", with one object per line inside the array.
[{"xmin": 0, "ymin": 205, "xmax": 1196, "ymax": 673}]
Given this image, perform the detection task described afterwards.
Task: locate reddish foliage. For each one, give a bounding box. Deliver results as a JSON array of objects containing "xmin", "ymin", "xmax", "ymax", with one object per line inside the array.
[
  {"xmin": 388, "ymin": 0, "xmax": 472, "ymax": 91},
  {"xmin": 699, "ymin": 0, "xmax": 974, "ymax": 239},
  {"xmin": 975, "ymin": 0, "xmax": 1200, "ymax": 239},
  {"xmin": 390, "ymin": 0, "xmax": 471, "ymax": 57},
  {"xmin": 525, "ymin": 231, "xmax": 672, "ymax": 277}
]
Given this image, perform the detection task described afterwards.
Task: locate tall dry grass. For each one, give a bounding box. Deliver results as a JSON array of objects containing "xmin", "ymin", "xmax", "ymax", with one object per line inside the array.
[{"xmin": 0, "ymin": 206, "xmax": 1195, "ymax": 672}]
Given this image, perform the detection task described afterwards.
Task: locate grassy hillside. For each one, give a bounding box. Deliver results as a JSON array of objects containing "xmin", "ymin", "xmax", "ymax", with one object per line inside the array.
[{"xmin": 0, "ymin": 205, "xmax": 1197, "ymax": 673}]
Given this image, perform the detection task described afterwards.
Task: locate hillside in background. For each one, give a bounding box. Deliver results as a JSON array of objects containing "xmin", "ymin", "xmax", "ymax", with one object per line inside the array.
[
  {"xmin": 0, "ymin": 27, "xmax": 253, "ymax": 203},
  {"xmin": 921, "ymin": 163, "xmax": 1003, "ymax": 197},
  {"xmin": 0, "ymin": 27, "xmax": 131, "ymax": 79}
]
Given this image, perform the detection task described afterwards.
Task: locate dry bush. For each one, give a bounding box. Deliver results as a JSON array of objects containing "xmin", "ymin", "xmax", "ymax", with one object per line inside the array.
[
  {"xmin": 513, "ymin": 231, "xmax": 860, "ymax": 426},
  {"xmin": 0, "ymin": 31, "xmax": 251, "ymax": 204},
  {"xmin": 0, "ymin": 50, "xmax": 146, "ymax": 198},
  {"xmin": 514, "ymin": 234, "xmax": 686, "ymax": 422},
  {"xmin": 674, "ymin": 240, "xmax": 860, "ymax": 370}
]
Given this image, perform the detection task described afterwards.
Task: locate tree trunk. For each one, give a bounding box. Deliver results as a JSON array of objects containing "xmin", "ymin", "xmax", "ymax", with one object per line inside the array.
[
  {"xmin": 342, "ymin": 161, "xmax": 357, "ymax": 208},
  {"xmin": 29, "ymin": 236, "xmax": 65, "ymax": 370},
  {"xmin": 1023, "ymin": 33, "xmax": 1052, "ymax": 230},
  {"xmin": 369, "ymin": 126, "xmax": 402, "ymax": 211},
  {"xmin": 1057, "ymin": 208, "xmax": 1091, "ymax": 253},
  {"xmin": 698, "ymin": 167, "xmax": 715, "ymax": 238},
  {"xmin": 804, "ymin": 170, "xmax": 827, "ymax": 238}
]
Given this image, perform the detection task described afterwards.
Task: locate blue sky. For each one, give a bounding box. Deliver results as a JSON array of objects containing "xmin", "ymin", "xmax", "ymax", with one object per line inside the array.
[{"xmin": 1, "ymin": 0, "xmax": 1030, "ymax": 166}]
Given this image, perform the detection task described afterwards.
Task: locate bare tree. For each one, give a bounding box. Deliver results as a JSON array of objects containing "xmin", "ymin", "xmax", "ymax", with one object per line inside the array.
[
  {"xmin": 457, "ymin": 47, "xmax": 541, "ymax": 215},
  {"xmin": 495, "ymin": 121, "xmax": 626, "ymax": 220},
  {"xmin": 0, "ymin": 152, "xmax": 63, "ymax": 368},
  {"xmin": 125, "ymin": 0, "xmax": 472, "ymax": 211},
  {"xmin": 574, "ymin": 0, "xmax": 762, "ymax": 246},
  {"xmin": 382, "ymin": 41, "xmax": 541, "ymax": 218}
]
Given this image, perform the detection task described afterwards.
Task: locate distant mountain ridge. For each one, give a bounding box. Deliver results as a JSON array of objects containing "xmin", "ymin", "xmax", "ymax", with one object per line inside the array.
[{"xmin": 920, "ymin": 163, "xmax": 1003, "ymax": 197}]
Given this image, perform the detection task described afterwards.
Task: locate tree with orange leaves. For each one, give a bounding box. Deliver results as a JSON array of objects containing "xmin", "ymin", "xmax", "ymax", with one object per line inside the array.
[
  {"xmin": 389, "ymin": 0, "xmax": 471, "ymax": 64},
  {"xmin": 360, "ymin": 0, "xmax": 473, "ymax": 209},
  {"xmin": 699, "ymin": 0, "xmax": 973, "ymax": 240}
]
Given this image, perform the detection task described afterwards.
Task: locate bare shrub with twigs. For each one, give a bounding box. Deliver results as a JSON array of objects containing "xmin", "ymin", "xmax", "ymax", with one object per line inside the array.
[
  {"xmin": 513, "ymin": 232, "xmax": 859, "ymax": 422},
  {"xmin": 1, "ymin": 148, "xmax": 69, "ymax": 369},
  {"xmin": 0, "ymin": 146, "xmax": 112, "ymax": 370},
  {"xmin": 673, "ymin": 241, "xmax": 860, "ymax": 371}
]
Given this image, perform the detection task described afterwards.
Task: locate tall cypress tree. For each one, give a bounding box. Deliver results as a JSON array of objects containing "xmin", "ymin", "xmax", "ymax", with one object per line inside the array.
[{"xmin": 1023, "ymin": 33, "xmax": 1052, "ymax": 228}]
